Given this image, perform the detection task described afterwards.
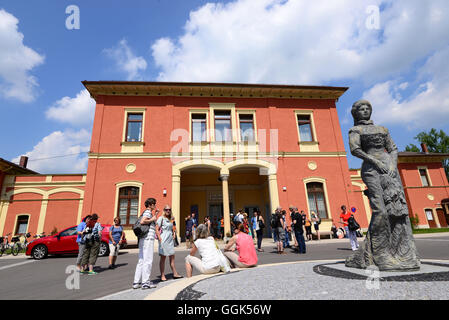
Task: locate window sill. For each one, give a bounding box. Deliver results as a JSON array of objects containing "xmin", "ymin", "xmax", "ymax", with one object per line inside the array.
[
  {"xmin": 121, "ymin": 141, "xmax": 145, "ymax": 146},
  {"xmin": 189, "ymin": 141, "xmax": 210, "ymax": 145},
  {"xmin": 298, "ymin": 141, "xmax": 319, "ymax": 145}
]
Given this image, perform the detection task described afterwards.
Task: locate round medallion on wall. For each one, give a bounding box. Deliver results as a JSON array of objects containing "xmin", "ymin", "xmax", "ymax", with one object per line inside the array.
[
  {"xmin": 126, "ymin": 163, "xmax": 136, "ymax": 173},
  {"xmin": 427, "ymin": 193, "xmax": 434, "ymax": 201},
  {"xmin": 308, "ymin": 161, "xmax": 317, "ymax": 171}
]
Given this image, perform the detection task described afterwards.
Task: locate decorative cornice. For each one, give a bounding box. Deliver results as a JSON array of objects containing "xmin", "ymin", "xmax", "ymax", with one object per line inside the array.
[
  {"xmin": 88, "ymin": 151, "xmax": 347, "ymax": 159},
  {"xmin": 82, "ymin": 81, "xmax": 348, "ymax": 101}
]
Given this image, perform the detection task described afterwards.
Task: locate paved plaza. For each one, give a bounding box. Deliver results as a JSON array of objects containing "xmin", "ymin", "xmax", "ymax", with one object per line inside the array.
[{"xmin": 0, "ymin": 233, "xmax": 448, "ymax": 300}]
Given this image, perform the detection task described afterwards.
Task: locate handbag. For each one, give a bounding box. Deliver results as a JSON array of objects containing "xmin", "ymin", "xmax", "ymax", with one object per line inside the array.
[
  {"xmin": 133, "ymin": 213, "xmax": 151, "ymax": 238},
  {"xmin": 215, "ymin": 241, "xmax": 231, "ymax": 273},
  {"xmin": 348, "ymin": 215, "xmax": 360, "ymax": 231},
  {"xmin": 258, "ymin": 218, "xmax": 265, "ymax": 229}
]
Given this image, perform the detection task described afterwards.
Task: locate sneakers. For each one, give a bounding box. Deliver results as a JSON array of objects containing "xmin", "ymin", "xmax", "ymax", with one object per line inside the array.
[
  {"xmin": 141, "ymin": 282, "xmax": 157, "ymax": 289},
  {"xmin": 88, "ymin": 271, "xmax": 98, "ymax": 275},
  {"xmin": 132, "ymin": 283, "xmax": 142, "ymax": 289}
]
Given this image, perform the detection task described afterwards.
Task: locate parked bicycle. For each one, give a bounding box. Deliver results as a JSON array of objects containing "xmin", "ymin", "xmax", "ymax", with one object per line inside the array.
[
  {"xmin": 11, "ymin": 233, "xmax": 31, "ymax": 256},
  {"xmin": 0, "ymin": 233, "xmax": 12, "ymax": 257}
]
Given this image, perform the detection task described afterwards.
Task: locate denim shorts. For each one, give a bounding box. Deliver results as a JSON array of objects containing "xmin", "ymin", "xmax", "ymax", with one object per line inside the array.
[{"xmin": 273, "ymin": 228, "xmax": 285, "ymax": 242}]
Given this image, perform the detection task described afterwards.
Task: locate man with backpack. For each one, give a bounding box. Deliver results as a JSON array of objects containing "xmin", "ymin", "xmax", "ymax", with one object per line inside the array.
[
  {"xmin": 271, "ymin": 207, "xmax": 286, "ymax": 254},
  {"xmin": 291, "ymin": 207, "xmax": 306, "ymax": 254},
  {"xmin": 133, "ymin": 197, "xmax": 159, "ymax": 290}
]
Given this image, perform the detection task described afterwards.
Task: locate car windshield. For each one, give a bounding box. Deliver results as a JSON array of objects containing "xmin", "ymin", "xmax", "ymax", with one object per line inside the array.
[{"xmin": 59, "ymin": 227, "xmax": 77, "ymax": 237}]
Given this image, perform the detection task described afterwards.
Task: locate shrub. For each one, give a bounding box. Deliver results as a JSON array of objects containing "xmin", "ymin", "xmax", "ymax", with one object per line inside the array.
[
  {"xmin": 409, "ymin": 214, "xmax": 419, "ymax": 229},
  {"xmin": 50, "ymin": 227, "xmax": 58, "ymax": 235}
]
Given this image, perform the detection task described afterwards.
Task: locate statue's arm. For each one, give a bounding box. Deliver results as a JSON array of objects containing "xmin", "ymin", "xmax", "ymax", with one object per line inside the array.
[
  {"xmin": 385, "ymin": 128, "xmax": 398, "ymax": 163},
  {"xmin": 384, "ymin": 128, "xmax": 398, "ymax": 174},
  {"xmin": 349, "ymin": 128, "xmax": 377, "ymax": 165}
]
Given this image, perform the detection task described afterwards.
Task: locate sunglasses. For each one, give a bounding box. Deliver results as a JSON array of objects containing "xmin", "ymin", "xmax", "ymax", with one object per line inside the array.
[{"xmin": 164, "ymin": 208, "xmax": 172, "ymax": 211}]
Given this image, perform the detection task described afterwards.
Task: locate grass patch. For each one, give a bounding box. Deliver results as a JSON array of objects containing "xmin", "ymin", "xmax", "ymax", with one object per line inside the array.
[
  {"xmin": 362, "ymin": 228, "xmax": 449, "ymax": 236},
  {"xmin": 412, "ymin": 228, "xmax": 449, "ymax": 234}
]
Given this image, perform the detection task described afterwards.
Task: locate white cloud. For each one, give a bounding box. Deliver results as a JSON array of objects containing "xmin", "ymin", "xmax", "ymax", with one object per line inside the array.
[
  {"xmin": 104, "ymin": 39, "xmax": 147, "ymax": 80},
  {"xmin": 0, "ymin": 9, "xmax": 44, "ymax": 102},
  {"xmin": 12, "ymin": 129, "xmax": 91, "ymax": 174},
  {"xmin": 151, "ymin": 0, "xmax": 449, "ymax": 85},
  {"xmin": 362, "ymin": 45, "xmax": 449, "ymax": 128},
  {"xmin": 45, "ymin": 89, "xmax": 95, "ymax": 127}
]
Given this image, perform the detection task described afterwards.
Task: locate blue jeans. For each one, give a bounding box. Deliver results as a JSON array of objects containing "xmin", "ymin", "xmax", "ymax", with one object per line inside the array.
[
  {"xmin": 256, "ymin": 229, "xmax": 263, "ymax": 249},
  {"xmin": 344, "ymin": 226, "xmax": 359, "ymax": 250},
  {"xmin": 283, "ymin": 230, "xmax": 290, "ymax": 248},
  {"xmin": 294, "ymin": 230, "xmax": 306, "ymax": 253}
]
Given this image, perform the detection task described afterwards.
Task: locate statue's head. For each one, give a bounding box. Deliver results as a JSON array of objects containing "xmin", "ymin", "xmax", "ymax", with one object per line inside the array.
[{"xmin": 351, "ymin": 99, "xmax": 372, "ymax": 125}]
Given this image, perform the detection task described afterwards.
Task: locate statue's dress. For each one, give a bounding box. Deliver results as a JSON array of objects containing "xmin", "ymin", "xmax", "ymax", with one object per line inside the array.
[{"xmin": 346, "ymin": 123, "xmax": 420, "ymax": 271}]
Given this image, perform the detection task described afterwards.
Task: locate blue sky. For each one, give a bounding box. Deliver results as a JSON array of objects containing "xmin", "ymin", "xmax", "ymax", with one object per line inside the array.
[{"xmin": 1, "ymin": 0, "xmax": 449, "ymax": 173}]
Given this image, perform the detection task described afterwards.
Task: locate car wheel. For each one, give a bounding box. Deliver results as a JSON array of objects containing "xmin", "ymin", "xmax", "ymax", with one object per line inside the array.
[
  {"xmin": 99, "ymin": 242, "xmax": 109, "ymax": 257},
  {"xmin": 32, "ymin": 244, "xmax": 48, "ymax": 260}
]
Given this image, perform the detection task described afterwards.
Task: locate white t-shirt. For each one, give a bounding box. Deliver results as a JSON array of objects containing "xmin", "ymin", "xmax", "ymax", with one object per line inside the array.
[
  {"xmin": 194, "ymin": 237, "xmax": 220, "ymax": 270},
  {"xmin": 142, "ymin": 209, "xmax": 156, "ymax": 240}
]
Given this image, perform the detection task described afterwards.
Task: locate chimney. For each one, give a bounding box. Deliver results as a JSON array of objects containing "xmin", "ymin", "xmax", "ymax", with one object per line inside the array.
[
  {"xmin": 421, "ymin": 143, "xmax": 429, "ymax": 154},
  {"xmin": 19, "ymin": 156, "xmax": 28, "ymax": 168}
]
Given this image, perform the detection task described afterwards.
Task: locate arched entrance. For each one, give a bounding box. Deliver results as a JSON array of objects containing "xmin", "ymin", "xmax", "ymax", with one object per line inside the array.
[{"xmin": 172, "ymin": 159, "xmax": 279, "ymax": 239}]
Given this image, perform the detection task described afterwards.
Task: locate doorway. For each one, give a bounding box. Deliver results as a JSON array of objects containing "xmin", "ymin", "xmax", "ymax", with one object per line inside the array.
[
  {"xmin": 425, "ymin": 209, "xmax": 437, "ymax": 228},
  {"xmin": 436, "ymin": 208, "xmax": 448, "ymax": 228}
]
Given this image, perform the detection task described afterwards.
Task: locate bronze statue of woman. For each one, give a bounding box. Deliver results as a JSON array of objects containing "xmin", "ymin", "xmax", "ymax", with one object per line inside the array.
[{"xmin": 346, "ymin": 100, "xmax": 420, "ymax": 271}]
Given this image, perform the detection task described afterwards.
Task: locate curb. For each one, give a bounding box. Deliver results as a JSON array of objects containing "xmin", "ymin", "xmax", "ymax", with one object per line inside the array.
[{"xmin": 143, "ymin": 259, "xmax": 345, "ymax": 301}]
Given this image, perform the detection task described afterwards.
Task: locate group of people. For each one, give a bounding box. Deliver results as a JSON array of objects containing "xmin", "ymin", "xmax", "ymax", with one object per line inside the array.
[
  {"xmin": 270, "ymin": 206, "xmax": 312, "ymax": 255},
  {"xmin": 184, "ymin": 212, "xmax": 227, "ymax": 247},
  {"xmin": 133, "ymin": 198, "xmax": 258, "ymax": 290},
  {"xmin": 75, "ymin": 198, "xmax": 360, "ymax": 289},
  {"xmin": 75, "ymin": 213, "xmax": 126, "ymax": 274},
  {"xmin": 270, "ymin": 205, "xmax": 361, "ymax": 254}
]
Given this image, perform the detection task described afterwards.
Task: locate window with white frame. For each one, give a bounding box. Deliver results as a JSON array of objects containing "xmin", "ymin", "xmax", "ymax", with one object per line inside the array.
[
  {"xmin": 191, "ymin": 113, "xmax": 207, "ymax": 142},
  {"xmin": 425, "ymin": 209, "xmax": 434, "ymax": 221},
  {"xmin": 419, "ymin": 168, "xmax": 430, "ymax": 187},
  {"xmin": 125, "ymin": 113, "xmax": 143, "ymax": 142},
  {"xmin": 239, "ymin": 113, "xmax": 255, "ymax": 142},
  {"xmin": 306, "ymin": 182, "xmax": 328, "ymax": 219},
  {"xmin": 15, "ymin": 215, "xmax": 29, "ymax": 235},
  {"xmin": 297, "ymin": 114, "xmax": 314, "ymax": 142},
  {"xmin": 214, "ymin": 110, "xmax": 232, "ymax": 142},
  {"xmin": 118, "ymin": 187, "xmax": 140, "ymax": 225}
]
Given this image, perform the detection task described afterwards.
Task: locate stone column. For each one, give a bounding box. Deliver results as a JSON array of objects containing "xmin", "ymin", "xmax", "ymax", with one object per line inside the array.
[
  {"xmin": 267, "ymin": 174, "xmax": 280, "ymax": 214},
  {"xmin": 0, "ymin": 201, "xmax": 9, "ymax": 236},
  {"xmin": 221, "ymin": 174, "xmax": 231, "ymax": 236},
  {"xmin": 172, "ymin": 173, "xmax": 181, "ymax": 238},
  {"xmin": 37, "ymin": 199, "xmax": 48, "ymax": 234}
]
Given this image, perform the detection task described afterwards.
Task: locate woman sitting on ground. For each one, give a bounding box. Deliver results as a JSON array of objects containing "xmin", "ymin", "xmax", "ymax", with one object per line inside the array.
[
  {"xmin": 185, "ymin": 224, "xmax": 221, "ymax": 278},
  {"xmin": 223, "ymin": 223, "xmax": 258, "ymax": 268}
]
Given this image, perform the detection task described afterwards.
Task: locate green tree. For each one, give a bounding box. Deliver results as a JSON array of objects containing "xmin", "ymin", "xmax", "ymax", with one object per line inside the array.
[{"xmin": 405, "ymin": 128, "xmax": 449, "ymax": 180}]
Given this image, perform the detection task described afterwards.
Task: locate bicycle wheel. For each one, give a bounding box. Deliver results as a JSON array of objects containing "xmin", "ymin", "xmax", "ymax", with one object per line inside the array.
[
  {"xmin": 12, "ymin": 243, "xmax": 20, "ymax": 256},
  {"xmin": 0, "ymin": 245, "xmax": 4, "ymax": 257}
]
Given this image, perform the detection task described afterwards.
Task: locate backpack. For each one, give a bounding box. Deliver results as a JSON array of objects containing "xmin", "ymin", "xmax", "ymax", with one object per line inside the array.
[
  {"xmin": 133, "ymin": 212, "xmax": 151, "ymax": 238},
  {"xmin": 270, "ymin": 214, "xmax": 281, "ymax": 228},
  {"xmin": 92, "ymin": 223, "xmax": 102, "ymax": 242},
  {"xmin": 81, "ymin": 228, "xmax": 94, "ymax": 246},
  {"xmin": 270, "ymin": 215, "xmax": 277, "ymax": 228},
  {"xmin": 348, "ymin": 215, "xmax": 360, "ymax": 231}
]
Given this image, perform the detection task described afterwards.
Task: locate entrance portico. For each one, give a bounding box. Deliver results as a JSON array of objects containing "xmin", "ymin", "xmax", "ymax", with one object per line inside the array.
[{"xmin": 172, "ymin": 159, "xmax": 279, "ymax": 238}]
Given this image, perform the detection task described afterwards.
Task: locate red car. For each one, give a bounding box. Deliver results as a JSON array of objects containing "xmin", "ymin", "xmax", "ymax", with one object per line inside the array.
[{"xmin": 26, "ymin": 224, "xmax": 127, "ymax": 260}]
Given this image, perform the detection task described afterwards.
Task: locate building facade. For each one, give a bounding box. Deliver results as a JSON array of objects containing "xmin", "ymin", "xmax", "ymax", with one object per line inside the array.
[{"xmin": 1, "ymin": 81, "xmax": 448, "ymax": 242}]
